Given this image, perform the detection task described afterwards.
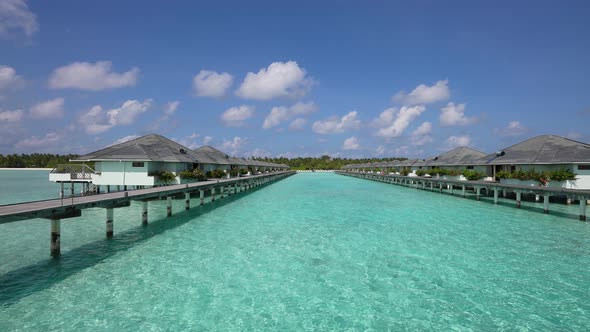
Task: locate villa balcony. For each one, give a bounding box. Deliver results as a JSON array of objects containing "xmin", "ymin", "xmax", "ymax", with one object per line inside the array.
[{"xmin": 49, "ymin": 164, "xmax": 95, "ymax": 183}]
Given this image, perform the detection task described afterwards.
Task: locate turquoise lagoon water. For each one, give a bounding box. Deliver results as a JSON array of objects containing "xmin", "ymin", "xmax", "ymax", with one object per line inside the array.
[{"xmin": 0, "ymin": 171, "xmax": 589, "ymax": 330}]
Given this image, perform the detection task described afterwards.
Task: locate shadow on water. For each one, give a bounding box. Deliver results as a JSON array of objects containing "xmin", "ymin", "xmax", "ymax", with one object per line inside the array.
[{"xmin": 0, "ymin": 186, "xmax": 264, "ymax": 307}]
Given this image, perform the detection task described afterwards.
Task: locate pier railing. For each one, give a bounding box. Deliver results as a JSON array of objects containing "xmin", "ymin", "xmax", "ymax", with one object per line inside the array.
[
  {"xmin": 50, "ymin": 164, "xmax": 95, "ymax": 180},
  {"xmin": 336, "ymin": 171, "xmax": 589, "ymax": 221}
]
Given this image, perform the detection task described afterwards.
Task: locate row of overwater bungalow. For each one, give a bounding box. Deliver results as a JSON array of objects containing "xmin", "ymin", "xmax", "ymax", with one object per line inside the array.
[
  {"xmin": 49, "ymin": 134, "xmax": 289, "ymax": 192},
  {"xmin": 342, "ymin": 135, "xmax": 590, "ymax": 190}
]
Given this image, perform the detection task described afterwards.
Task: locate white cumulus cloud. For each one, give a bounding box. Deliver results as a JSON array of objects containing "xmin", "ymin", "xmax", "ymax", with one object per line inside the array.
[
  {"xmin": 221, "ymin": 105, "xmax": 254, "ymax": 127},
  {"xmin": 0, "ymin": 65, "xmax": 24, "ymax": 89},
  {"xmin": 393, "ymin": 80, "xmax": 450, "ymax": 105},
  {"xmin": 78, "ymin": 99, "xmax": 152, "ymax": 134},
  {"xmin": 312, "ymin": 111, "xmax": 361, "ymax": 134},
  {"xmin": 263, "ymin": 101, "xmax": 317, "ymax": 129},
  {"xmin": 193, "ymin": 70, "xmax": 233, "ymax": 98},
  {"xmin": 49, "ymin": 61, "xmax": 139, "ymax": 91},
  {"xmin": 236, "ymin": 61, "xmax": 313, "ymax": 100},
  {"xmin": 440, "ymin": 102, "xmax": 477, "ymax": 126},
  {"xmin": 16, "ymin": 132, "xmax": 61, "ymax": 148},
  {"xmin": 446, "ymin": 135, "xmax": 471, "ymax": 148},
  {"xmin": 289, "ymin": 118, "xmax": 307, "ymax": 131},
  {"xmin": 342, "ymin": 136, "xmax": 360, "ymax": 150},
  {"xmin": 221, "ymin": 136, "xmax": 247, "ymax": 154},
  {"xmin": 30, "ymin": 97, "xmax": 64, "ymax": 119},
  {"xmin": 373, "ymin": 105, "xmax": 426, "ymax": 138},
  {"xmin": 494, "ymin": 120, "xmax": 528, "ymax": 137},
  {"xmin": 0, "ymin": 0, "xmax": 38, "ymax": 38},
  {"xmin": 164, "ymin": 101, "xmax": 180, "ymax": 116},
  {"xmin": 0, "ymin": 109, "xmax": 23, "ymax": 122},
  {"xmin": 410, "ymin": 121, "xmax": 433, "ymax": 146}
]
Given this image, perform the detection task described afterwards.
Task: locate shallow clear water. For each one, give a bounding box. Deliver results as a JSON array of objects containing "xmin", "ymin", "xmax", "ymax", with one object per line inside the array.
[{"xmin": 0, "ymin": 172, "xmax": 589, "ymax": 330}]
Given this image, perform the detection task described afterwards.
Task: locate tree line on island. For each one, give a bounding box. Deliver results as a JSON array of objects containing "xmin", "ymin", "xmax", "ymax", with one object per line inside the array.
[
  {"xmin": 0, "ymin": 154, "xmax": 80, "ymax": 168},
  {"xmin": 0, "ymin": 153, "xmax": 405, "ymax": 170}
]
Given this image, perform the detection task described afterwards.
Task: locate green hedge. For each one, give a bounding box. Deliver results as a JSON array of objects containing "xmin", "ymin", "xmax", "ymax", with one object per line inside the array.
[{"xmin": 496, "ymin": 168, "xmax": 576, "ymax": 181}]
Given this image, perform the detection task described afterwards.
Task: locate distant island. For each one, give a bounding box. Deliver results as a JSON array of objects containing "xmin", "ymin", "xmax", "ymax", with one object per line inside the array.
[{"xmin": 0, "ymin": 153, "xmax": 405, "ymax": 171}]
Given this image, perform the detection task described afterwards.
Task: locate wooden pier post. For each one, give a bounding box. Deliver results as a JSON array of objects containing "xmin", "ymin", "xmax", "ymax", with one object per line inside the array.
[
  {"xmin": 50, "ymin": 218, "xmax": 60, "ymax": 257},
  {"xmin": 199, "ymin": 190, "xmax": 204, "ymax": 205},
  {"xmin": 106, "ymin": 208, "xmax": 114, "ymax": 238},
  {"xmin": 141, "ymin": 201, "xmax": 148, "ymax": 224},
  {"xmin": 543, "ymin": 193, "xmax": 550, "ymax": 214},
  {"xmin": 516, "ymin": 191, "xmax": 522, "ymax": 208},
  {"xmin": 185, "ymin": 192, "xmax": 191, "ymax": 210},
  {"xmin": 167, "ymin": 196, "xmax": 172, "ymax": 216},
  {"xmin": 493, "ymin": 188, "xmax": 498, "ymax": 204},
  {"xmin": 580, "ymin": 197, "xmax": 587, "ymax": 221}
]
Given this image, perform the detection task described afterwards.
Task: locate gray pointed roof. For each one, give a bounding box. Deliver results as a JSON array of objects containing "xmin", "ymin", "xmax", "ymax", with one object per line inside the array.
[
  {"xmin": 72, "ymin": 134, "xmax": 202, "ymax": 163},
  {"xmin": 427, "ymin": 146, "xmax": 487, "ymax": 166},
  {"xmin": 193, "ymin": 145, "xmax": 232, "ymax": 165},
  {"xmin": 479, "ymin": 135, "xmax": 590, "ymax": 165}
]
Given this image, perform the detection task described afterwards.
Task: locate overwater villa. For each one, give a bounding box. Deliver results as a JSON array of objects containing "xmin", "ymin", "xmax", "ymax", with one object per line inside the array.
[
  {"xmin": 342, "ymin": 134, "xmax": 590, "ymax": 190},
  {"xmin": 49, "ymin": 134, "xmax": 289, "ymax": 193},
  {"xmin": 413, "ymin": 146, "xmax": 489, "ymax": 180}
]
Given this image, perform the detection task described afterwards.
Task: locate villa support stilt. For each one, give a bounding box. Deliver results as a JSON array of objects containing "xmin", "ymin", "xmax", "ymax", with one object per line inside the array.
[
  {"xmin": 580, "ymin": 197, "xmax": 587, "ymax": 221},
  {"xmin": 544, "ymin": 193, "xmax": 550, "ymax": 214},
  {"xmin": 211, "ymin": 187, "xmax": 216, "ymax": 201},
  {"xmin": 462, "ymin": 185, "xmax": 466, "ymax": 198},
  {"xmin": 106, "ymin": 208, "xmax": 114, "ymax": 238},
  {"xmin": 50, "ymin": 218, "xmax": 60, "ymax": 257},
  {"xmin": 142, "ymin": 201, "xmax": 148, "ymax": 225},
  {"xmin": 167, "ymin": 196, "xmax": 172, "ymax": 217},
  {"xmin": 200, "ymin": 190, "xmax": 204, "ymax": 205},
  {"xmin": 493, "ymin": 188, "xmax": 499, "ymax": 204},
  {"xmin": 476, "ymin": 187, "xmax": 481, "ymax": 201},
  {"xmin": 516, "ymin": 191, "xmax": 522, "ymax": 208},
  {"xmin": 185, "ymin": 192, "xmax": 190, "ymax": 210}
]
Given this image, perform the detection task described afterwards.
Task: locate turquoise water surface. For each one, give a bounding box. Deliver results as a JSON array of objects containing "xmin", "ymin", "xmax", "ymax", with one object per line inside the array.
[{"xmin": 0, "ymin": 171, "xmax": 589, "ymax": 330}]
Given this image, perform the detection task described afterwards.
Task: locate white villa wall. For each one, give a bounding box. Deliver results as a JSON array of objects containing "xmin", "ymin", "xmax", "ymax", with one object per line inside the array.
[
  {"xmin": 92, "ymin": 161, "xmax": 191, "ymax": 186},
  {"xmin": 199, "ymin": 163, "xmax": 230, "ymax": 172}
]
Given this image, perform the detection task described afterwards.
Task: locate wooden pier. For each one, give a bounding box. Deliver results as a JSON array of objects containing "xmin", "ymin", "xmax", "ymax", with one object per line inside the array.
[
  {"xmin": 0, "ymin": 171, "xmax": 295, "ymax": 257},
  {"xmin": 336, "ymin": 171, "xmax": 589, "ymax": 221}
]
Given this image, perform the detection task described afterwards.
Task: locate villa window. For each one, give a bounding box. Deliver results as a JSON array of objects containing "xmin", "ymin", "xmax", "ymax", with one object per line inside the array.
[
  {"xmin": 132, "ymin": 162, "xmax": 145, "ymax": 168},
  {"xmin": 510, "ymin": 165, "xmax": 516, "ymax": 172},
  {"xmin": 467, "ymin": 166, "xmax": 474, "ymax": 169},
  {"xmin": 578, "ymin": 165, "xmax": 590, "ymax": 170}
]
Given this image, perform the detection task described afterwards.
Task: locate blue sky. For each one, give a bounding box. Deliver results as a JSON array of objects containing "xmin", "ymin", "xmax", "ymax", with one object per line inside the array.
[{"xmin": 1, "ymin": 0, "xmax": 589, "ymax": 158}]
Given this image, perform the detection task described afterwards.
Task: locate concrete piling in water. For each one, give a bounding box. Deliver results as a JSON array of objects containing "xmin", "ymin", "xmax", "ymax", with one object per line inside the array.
[
  {"xmin": 50, "ymin": 218, "xmax": 60, "ymax": 257},
  {"xmin": 141, "ymin": 201, "xmax": 148, "ymax": 224},
  {"xmin": 516, "ymin": 191, "xmax": 522, "ymax": 208},
  {"xmin": 493, "ymin": 188, "xmax": 498, "ymax": 204},
  {"xmin": 476, "ymin": 187, "xmax": 481, "ymax": 201},
  {"xmin": 580, "ymin": 197, "xmax": 587, "ymax": 221},
  {"xmin": 211, "ymin": 187, "xmax": 216, "ymax": 201},
  {"xmin": 199, "ymin": 190, "xmax": 204, "ymax": 205},
  {"xmin": 462, "ymin": 185, "xmax": 466, "ymax": 198},
  {"xmin": 544, "ymin": 193, "xmax": 550, "ymax": 214},
  {"xmin": 106, "ymin": 208, "xmax": 114, "ymax": 238},
  {"xmin": 167, "ymin": 196, "xmax": 172, "ymax": 216},
  {"xmin": 185, "ymin": 192, "xmax": 191, "ymax": 210}
]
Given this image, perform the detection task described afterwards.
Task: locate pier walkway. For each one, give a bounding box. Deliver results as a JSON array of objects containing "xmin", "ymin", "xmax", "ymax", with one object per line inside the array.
[
  {"xmin": 336, "ymin": 171, "xmax": 589, "ymax": 221},
  {"xmin": 0, "ymin": 171, "xmax": 295, "ymax": 256}
]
